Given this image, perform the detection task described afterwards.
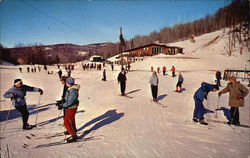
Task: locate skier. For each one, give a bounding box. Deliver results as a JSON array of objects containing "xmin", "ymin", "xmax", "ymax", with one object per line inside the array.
[
  {"xmin": 102, "ymin": 69, "xmax": 107, "ymax": 81},
  {"xmin": 176, "ymin": 72, "xmax": 184, "ymax": 92},
  {"xmin": 27, "ymin": 67, "xmax": 30, "ymax": 73},
  {"xmin": 38, "ymin": 66, "xmax": 41, "ymax": 72},
  {"xmin": 218, "ymin": 76, "xmax": 249, "ymax": 125},
  {"xmin": 162, "ymin": 66, "xmax": 166, "ymax": 75},
  {"xmin": 19, "ymin": 67, "xmax": 22, "ymax": 73},
  {"xmin": 151, "ymin": 66, "xmax": 154, "ymax": 72},
  {"xmin": 56, "ymin": 77, "xmax": 80, "ymax": 143},
  {"xmin": 149, "ymin": 71, "xmax": 159, "ymax": 102},
  {"xmin": 117, "ymin": 68, "xmax": 127, "ymax": 96},
  {"xmin": 111, "ymin": 63, "xmax": 114, "ymax": 71},
  {"xmin": 67, "ymin": 69, "xmax": 71, "ymax": 77},
  {"xmin": 193, "ymin": 82, "xmax": 219, "ymax": 125},
  {"xmin": 215, "ymin": 71, "xmax": 222, "ymax": 87},
  {"xmin": 3, "ymin": 79, "xmax": 43, "ymax": 130},
  {"xmin": 171, "ymin": 66, "xmax": 176, "ymax": 77},
  {"xmin": 157, "ymin": 67, "xmax": 160, "ymax": 74},
  {"xmin": 58, "ymin": 69, "xmax": 62, "ymax": 79}
]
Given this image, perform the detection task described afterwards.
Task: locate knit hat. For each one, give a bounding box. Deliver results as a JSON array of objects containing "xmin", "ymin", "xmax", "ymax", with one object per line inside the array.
[
  {"xmin": 14, "ymin": 79, "xmax": 22, "ymax": 85},
  {"xmin": 213, "ymin": 84, "xmax": 219, "ymax": 90},
  {"xmin": 66, "ymin": 77, "xmax": 75, "ymax": 85}
]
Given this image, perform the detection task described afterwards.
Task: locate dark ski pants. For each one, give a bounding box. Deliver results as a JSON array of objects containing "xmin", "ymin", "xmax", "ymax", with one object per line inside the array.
[
  {"xmin": 15, "ymin": 105, "xmax": 29, "ymax": 128},
  {"xmin": 172, "ymin": 72, "xmax": 175, "ymax": 77},
  {"xmin": 176, "ymin": 81, "xmax": 183, "ymax": 88},
  {"xmin": 64, "ymin": 108, "xmax": 77, "ymax": 137},
  {"xmin": 120, "ymin": 82, "xmax": 126, "ymax": 95},
  {"xmin": 151, "ymin": 85, "xmax": 158, "ymax": 99},
  {"xmin": 193, "ymin": 97, "xmax": 205, "ymax": 120},
  {"xmin": 230, "ymin": 107, "xmax": 240, "ymax": 124}
]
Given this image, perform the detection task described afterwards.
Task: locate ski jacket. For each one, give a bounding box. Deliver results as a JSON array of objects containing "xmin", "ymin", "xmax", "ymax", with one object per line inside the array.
[
  {"xmin": 194, "ymin": 82, "xmax": 215, "ymax": 101},
  {"xmin": 117, "ymin": 72, "xmax": 127, "ymax": 83},
  {"xmin": 63, "ymin": 84, "xmax": 80, "ymax": 109},
  {"xmin": 149, "ymin": 76, "xmax": 159, "ymax": 86},
  {"xmin": 219, "ymin": 82, "xmax": 249, "ymax": 107},
  {"xmin": 3, "ymin": 85, "xmax": 40, "ymax": 107},
  {"xmin": 171, "ymin": 67, "xmax": 175, "ymax": 72},
  {"xmin": 178, "ymin": 76, "xmax": 184, "ymax": 82}
]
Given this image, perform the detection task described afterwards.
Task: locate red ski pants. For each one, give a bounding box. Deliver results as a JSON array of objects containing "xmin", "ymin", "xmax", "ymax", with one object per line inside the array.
[{"xmin": 64, "ymin": 108, "xmax": 77, "ymax": 136}]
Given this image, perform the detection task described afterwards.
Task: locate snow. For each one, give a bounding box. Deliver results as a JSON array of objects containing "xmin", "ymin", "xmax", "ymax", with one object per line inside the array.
[{"xmin": 1, "ymin": 29, "xmax": 250, "ymax": 158}]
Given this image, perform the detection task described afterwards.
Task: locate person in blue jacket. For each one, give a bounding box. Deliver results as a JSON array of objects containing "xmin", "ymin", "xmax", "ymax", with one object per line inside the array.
[
  {"xmin": 3, "ymin": 79, "xmax": 43, "ymax": 130},
  {"xmin": 193, "ymin": 82, "xmax": 219, "ymax": 125}
]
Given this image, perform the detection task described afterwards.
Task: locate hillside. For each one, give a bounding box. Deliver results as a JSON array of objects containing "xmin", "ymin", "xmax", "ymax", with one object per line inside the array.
[{"xmin": 0, "ymin": 29, "xmax": 249, "ymax": 158}]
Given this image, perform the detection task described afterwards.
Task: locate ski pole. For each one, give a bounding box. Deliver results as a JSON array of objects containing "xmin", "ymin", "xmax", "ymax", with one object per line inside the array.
[
  {"xmin": 215, "ymin": 97, "xmax": 219, "ymax": 118},
  {"xmin": 34, "ymin": 94, "xmax": 41, "ymax": 127},
  {"xmin": 1, "ymin": 105, "xmax": 12, "ymax": 139},
  {"xmin": 47, "ymin": 109, "xmax": 63, "ymax": 136}
]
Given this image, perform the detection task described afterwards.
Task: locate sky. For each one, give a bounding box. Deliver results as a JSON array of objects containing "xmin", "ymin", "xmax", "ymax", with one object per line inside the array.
[{"xmin": 0, "ymin": 0, "xmax": 231, "ymax": 48}]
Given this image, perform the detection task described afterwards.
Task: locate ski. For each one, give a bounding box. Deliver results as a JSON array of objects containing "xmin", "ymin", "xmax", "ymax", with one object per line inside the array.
[
  {"xmin": 33, "ymin": 131, "xmax": 81, "ymax": 140},
  {"xmin": 26, "ymin": 133, "xmax": 36, "ymax": 139},
  {"xmin": 207, "ymin": 119, "xmax": 250, "ymax": 129},
  {"xmin": 34, "ymin": 136, "xmax": 97, "ymax": 148}
]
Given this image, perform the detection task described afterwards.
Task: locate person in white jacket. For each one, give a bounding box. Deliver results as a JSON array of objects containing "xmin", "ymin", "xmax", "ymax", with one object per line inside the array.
[{"xmin": 149, "ymin": 71, "xmax": 159, "ymax": 102}]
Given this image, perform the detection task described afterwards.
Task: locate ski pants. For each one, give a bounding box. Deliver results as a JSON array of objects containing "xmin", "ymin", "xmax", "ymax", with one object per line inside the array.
[
  {"xmin": 230, "ymin": 107, "xmax": 239, "ymax": 124},
  {"xmin": 15, "ymin": 104, "xmax": 29, "ymax": 128},
  {"xmin": 172, "ymin": 72, "xmax": 175, "ymax": 77},
  {"xmin": 193, "ymin": 97, "xmax": 205, "ymax": 120},
  {"xmin": 64, "ymin": 108, "xmax": 77, "ymax": 136},
  {"xmin": 120, "ymin": 82, "xmax": 126, "ymax": 95},
  {"xmin": 151, "ymin": 85, "xmax": 158, "ymax": 99},
  {"xmin": 176, "ymin": 81, "xmax": 183, "ymax": 88}
]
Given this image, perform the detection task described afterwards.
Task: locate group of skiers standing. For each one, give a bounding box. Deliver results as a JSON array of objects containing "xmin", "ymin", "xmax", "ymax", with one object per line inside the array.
[
  {"xmin": 3, "ymin": 65, "xmax": 249, "ymax": 145},
  {"xmin": 151, "ymin": 65, "xmax": 176, "ymax": 77}
]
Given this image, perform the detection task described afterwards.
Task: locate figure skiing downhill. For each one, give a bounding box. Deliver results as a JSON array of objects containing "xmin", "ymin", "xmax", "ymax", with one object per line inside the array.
[
  {"xmin": 193, "ymin": 82, "xmax": 219, "ymax": 125},
  {"xmin": 3, "ymin": 79, "xmax": 43, "ymax": 130}
]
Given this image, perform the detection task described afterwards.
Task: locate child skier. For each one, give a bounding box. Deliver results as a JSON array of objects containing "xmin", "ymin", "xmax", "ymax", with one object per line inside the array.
[
  {"xmin": 171, "ymin": 66, "xmax": 176, "ymax": 77},
  {"xmin": 3, "ymin": 79, "xmax": 43, "ymax": 130},
  {"xmin": 193, "ymin": 82, "xmax": 219, "ymax": 125},
  {"xmin": 176, "ymin": 72, "xmax": 184, "ymax": 92}
]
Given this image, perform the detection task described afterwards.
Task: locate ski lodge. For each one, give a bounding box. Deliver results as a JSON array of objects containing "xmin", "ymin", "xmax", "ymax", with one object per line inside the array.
[{"xmin": 122, "ymin": 42, "xmax": 183, "ymax": 57}]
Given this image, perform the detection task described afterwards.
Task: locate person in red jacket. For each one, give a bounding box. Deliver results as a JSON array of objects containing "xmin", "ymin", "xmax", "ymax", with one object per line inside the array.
[
  {"xmin": 171, "ymin": 66, "xmax": 176, "ymax": 77},
  {"xmin": 162, "ymin": 66, "xmax": 167, "ymax": 75}
]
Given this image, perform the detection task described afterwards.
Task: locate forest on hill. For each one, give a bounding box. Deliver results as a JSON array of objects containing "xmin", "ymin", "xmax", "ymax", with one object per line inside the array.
[{"xmin": 0, "ymin": 0, "xmax": 248, "ymax": 65}]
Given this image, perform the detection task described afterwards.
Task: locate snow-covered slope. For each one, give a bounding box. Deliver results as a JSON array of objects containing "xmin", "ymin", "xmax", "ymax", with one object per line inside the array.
[{"xmin": 0, "ymin": 29, "xmax": 249, "ymax": 158}]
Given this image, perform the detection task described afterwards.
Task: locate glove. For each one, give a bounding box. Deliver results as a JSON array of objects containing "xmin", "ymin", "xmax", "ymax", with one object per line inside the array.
[
  {"xmin": 57, "ymin": 104, "xmax": 63, "ymax": 110},
  {"xmin": 56, "ymin": 99, "xmax": 65, "ymax": 104},
  {"xmin": 218, "ymin": 92, "xmax": 222, "ymax": 97},
  {"xmin": 38, "ymin": 89, "xmax": 43, "ymax": 95},
  {"xmin": 12, "ymin": 93, "xmax": 18, "ymax": 99}
]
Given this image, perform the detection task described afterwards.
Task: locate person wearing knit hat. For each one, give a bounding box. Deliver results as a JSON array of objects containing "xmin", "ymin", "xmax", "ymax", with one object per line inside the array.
[
  {"xmin": 57, "ymin": 77, "xmax": 80, "ymax": 143},
  {"xmin": 3, "ymin": 79, "xmax": 43, "ymax": 130},
  {"xmin": 218, "ymin": 76, "xmax": 249, "ymax": 125}
]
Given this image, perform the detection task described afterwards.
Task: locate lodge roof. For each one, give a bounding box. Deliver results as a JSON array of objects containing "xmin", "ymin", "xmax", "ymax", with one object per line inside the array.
[{"xmin": 123, "ymin": 42, "xmax": 183, "ymax": 52}]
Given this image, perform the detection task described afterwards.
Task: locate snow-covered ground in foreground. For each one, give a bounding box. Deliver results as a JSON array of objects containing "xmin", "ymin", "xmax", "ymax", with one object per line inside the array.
[{"xmin": 0, "ymin": 29, "xmax": 250, "ymax": 158}]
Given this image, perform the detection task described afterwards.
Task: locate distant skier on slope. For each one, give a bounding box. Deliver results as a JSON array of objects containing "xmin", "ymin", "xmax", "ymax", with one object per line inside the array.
[
  {"xmin": 102, "ymin": 69, "xmax": 107, "ymax": 81},
  {"xmin": 162, "ymin": 66, "xmax": 166, "ymax": 75},
  {"xmin": 193, "ymin": 82, "xmax": 219, "ymax": 125},
  {"xmin": 58, "ymin": 69, "xmax": 62, "ymax": 79},
  {"xmin": 176, "ymin": 72, "xmax": 184, "ymax": 92},
  {"xmin": 117, "ymin": 68, "xmax": 127, "ymax": 96},
  {"xmin": 149, "ymin": 71, "xmax": 159, "ymax": 102},
  {"xmin": 218, "ymin": 76, "xmax": 249, "ymax": 126},
  {"xmin": 56, "ymin": 77, "xmax": 80, "ymax": 143},
  {"xmin": 171, "ymin": 66, "xmax": 176, "ymax": 77},
  {"xmin": 3, "ymin": 79, "xmax": 43, "ymax": 130},
  {"xmin": 215, "ymin": 71, "xmax": 222, "ymax": 87}
]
